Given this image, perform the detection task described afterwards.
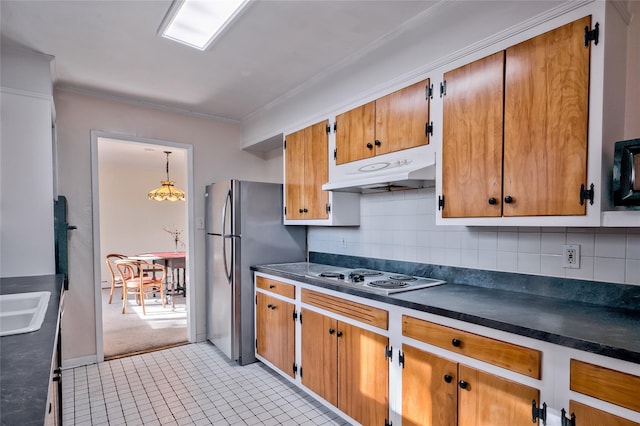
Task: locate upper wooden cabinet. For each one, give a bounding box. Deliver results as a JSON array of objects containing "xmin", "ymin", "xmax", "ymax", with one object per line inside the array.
[
  {"xmin": 442, "ymin": 52, "xmax": 505, "ymax": 218},
  {"xmin": 284, "ymin": 120, "xmax": 360, "ymax": 226},
  {"xmin": 504, "ymin": 16, "xmax": 590, "ymax": 217},
  {"xmin": 441, "ymin": 16, "xmax": 592, "ymax": 219},
  {"xmin": 335, "ymin": 79, "xmax": 431, "ymax": 164},
  {"xmin": 285, "ymin": 120, "xmax": 330, "ymax": 221}
]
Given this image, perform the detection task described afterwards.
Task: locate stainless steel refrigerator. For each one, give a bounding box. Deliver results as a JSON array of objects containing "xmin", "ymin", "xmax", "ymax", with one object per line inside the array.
[{"xmin": 205, "ymin": 180, "xmax": 306, "ymax": 365}]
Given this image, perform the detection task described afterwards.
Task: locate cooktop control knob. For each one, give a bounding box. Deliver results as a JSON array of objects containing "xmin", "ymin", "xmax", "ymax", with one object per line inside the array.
[{"xmin": 349, "ymin": 273, "xmax": 365, "ymax": 282}]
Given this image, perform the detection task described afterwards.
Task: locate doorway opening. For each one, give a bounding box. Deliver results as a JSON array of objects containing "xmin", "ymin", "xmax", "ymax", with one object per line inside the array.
[{"xmin": 91, "ymin": 132, "xmax": 194, "ymax": 360}]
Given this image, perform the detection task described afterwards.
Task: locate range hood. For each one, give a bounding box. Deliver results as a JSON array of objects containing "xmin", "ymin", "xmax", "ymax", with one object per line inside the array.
[{"xmin": 322, "ymin": 153, "xmax": 436, "ymax": 193}]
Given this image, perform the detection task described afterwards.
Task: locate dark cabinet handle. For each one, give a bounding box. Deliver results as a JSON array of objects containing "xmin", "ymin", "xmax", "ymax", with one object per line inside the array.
[
  {"xmin": 298, "ymin": 208, "xmax": 304, "ymax": 213},
  {"xmin": 366, "ymin": 142, "xmax": 373, "ymax": 149},
  {"xmin": 271, "ymin": 305, "xmax": 277, "ymax": 310},
  {"xmin": 452, "ymin": 338, "xmax": 461, "ymax": 347},
  {"xmin": 444, "ymin": 374, "xmax": 453, "ymax": 383},
  {"xmin": 504, "ymin": 195, "xmax": 514, "ymax": 204},
  {"xmin": 336, "ymin": 331, "xmax": 343, "ymax": 337},
  {"xmin": 374, "ymin": 139, "xmax": 381, "ymax": 147},
  {"xmin": 488, "ymin": 197, "xmax": 497, "ymax": 205},
  {"xmin": 267, "ymin": 304, "xmax": 273, "ymax": 309},
  {"xmin": 303, "ymin": 208, "xmax": 308, "ymax": 213},
  {"xmin": 329, "ymin": 328, "xmax": 335, "ymax": 334},
  {"xmin": 269, "ymin": 285, "xmax": 275, "ymax": 289},
  {"xmin": 459, "ymin": 380, "xmax": 469, "ymax": 389}
]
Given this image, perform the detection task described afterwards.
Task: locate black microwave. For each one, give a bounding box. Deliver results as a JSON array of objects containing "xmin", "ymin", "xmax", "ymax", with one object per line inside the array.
[{"xmin": 613, "ymin": 138, "xmax": 640, "ymax": 206}]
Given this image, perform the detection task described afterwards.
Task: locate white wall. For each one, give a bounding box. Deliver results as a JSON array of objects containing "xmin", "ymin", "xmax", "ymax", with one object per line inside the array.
[
  {"xmin": 625, "ymin": 0, "xmax": 640, "ymax": 138},
  {"xmin": 98, "ymin": 144, "xmax": 187, "ymax": 285},
  {"xmin": 309, "ymin": 189, "xmax": 640, "ymax": 286},
  {"xmin": 0, "ymin": 48, "xmax": 55, "ymax": 277},
  {"xmin": 54, "ymin": 89, "xmax": 281, "ymax": 364}
]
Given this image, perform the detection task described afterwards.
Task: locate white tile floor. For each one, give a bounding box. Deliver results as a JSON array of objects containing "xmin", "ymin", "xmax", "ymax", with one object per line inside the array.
[{"xmin": 63, "ymin": 342, "xmax": 351, "ymax": 426}]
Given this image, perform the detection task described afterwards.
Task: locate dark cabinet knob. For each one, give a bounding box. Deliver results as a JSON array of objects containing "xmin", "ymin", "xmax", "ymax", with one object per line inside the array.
[
  {"xmin": 444, "ymin": 374, "xmax": 453, "ymax": 383},
  {"xmin": 267, "ymin": 304, "xmax": 273, "ymax": 309},
  {"xmin": 329, "ymin": 328, "xmax": 335, "ymax": 334},
  {"xmin": 303, "ymin": 208, "xmax": 308, "ymax": 213},
  {"xmin": 336, "ymin": 331, "xmax": 343, "ymax": 337},
  {"xmin": 298, "ymin": 208, "xmax": 304, "ymax": 213},
  {"xmin": 488, "ymin": 197, "xmax": 497, "ymax": 205},
  {"xmin": 271, "ymin": 305, "xmax": 277, "ymax": 310},
  {"xmin": 504, "ymin": 195, "xmax": 514, "ymax": 204},
  {"xmin": 452, "ymin": 338, "xmax": 461, "ymax": 347},
  {"xmin": 366, "ymin": 142, "xmax": 373, "ymax": 149},
  {"xmin": 459, "ymin": 380, "xmax": 469, "ymax": 389},
  {"xmin": 374, "ymin": 139, "xmax": 381, "ymax": 146},
  {"xmin": 269, "ymin": 285, "xmax": 275, "ymax": 289}
]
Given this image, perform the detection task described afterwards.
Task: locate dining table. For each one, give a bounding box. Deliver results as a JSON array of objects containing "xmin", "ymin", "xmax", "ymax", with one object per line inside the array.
[{"xmin": 128, "ymin": 251, "xmax": 186, "ymax": 308}]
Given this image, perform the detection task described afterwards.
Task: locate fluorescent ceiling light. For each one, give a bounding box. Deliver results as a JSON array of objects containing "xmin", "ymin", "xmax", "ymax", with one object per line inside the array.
[{"xmin": 160, "ymin": 0, "xmax": 250, "ymax": 50}]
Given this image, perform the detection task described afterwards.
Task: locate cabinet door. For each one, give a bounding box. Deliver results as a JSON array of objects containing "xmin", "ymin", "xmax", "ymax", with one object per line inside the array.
[
  {"xmin": 301, "ymin": 309, "xmax": 338, "ymax": 406},
  {"xmin": 337, "ymin": 322, "xmax": 389, "ymax": 426},
  {"xmin": 504, "ymin": 16, "xmax": 590, "ymax": 216},
  {"xmin": 569, "ymin": 400, "xmax": 640, "ymax": 426},
  {"xmin": 304, "ymin": 120, "xmax": 330, "ymax": 219},
  {"xmin": 256, "ymin": 293, "xmax": 295, "ymax": 377},
  {"xmin": 335, "ymin": 101, "xmax": 375, "ymax": 164},
  {"xmin": 375, "ymin": 79, "xmax": 431, "ymax": 156},
  {"xmin": 442, "ymin": 52, "xmax": 504, "ymax": 218},
  {"xmin": 284, "ymin": 128, "xmax": 306, "ymax": 220},
  {"xmin": 402, "ymin": 345, "xmax": 457, "ymax": 426},
  {"xmin": 458, "ymin": 364, "xmax": 539, "ymax": 426}
]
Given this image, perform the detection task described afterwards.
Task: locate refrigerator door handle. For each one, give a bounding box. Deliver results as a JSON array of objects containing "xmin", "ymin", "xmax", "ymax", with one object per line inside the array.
[{"xmin": 222, "ymin": 188, "xmax": 233, "ymax": 284}]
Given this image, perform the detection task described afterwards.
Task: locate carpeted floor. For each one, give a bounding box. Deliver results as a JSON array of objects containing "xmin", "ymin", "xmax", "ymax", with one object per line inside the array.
[{"xmin": 101, "ymin": 286, "xmax": 187, "ymax": 359}]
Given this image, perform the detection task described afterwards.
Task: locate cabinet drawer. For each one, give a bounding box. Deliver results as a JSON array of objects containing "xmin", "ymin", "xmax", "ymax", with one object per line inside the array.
[
  {"xmin": 570, "ymin": 359, "xmax": 640, "ymax": 413},
  {"xmin": 302, "ymin": 289, "xmax": 388, "ymax": 330},
  {"xmin": 256, "ymin": 276, "xmax": 295, "ymax": 299},
  {"xmin": 402, "ymin": 315, "xmax": 541, "ymax": 379}
]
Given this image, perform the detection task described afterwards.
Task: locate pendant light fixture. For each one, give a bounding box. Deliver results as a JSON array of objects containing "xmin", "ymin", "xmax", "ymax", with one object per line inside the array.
[{"xmin": 148, "ymin": 151, "xmax": 185, "ymax": 202}]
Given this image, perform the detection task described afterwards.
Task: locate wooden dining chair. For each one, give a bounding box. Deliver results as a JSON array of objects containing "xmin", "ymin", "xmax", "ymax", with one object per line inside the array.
[
  {"xmin": 105, "ymin": 253, "xmax": 128, "ymax": 304},
  {"xmin": 114, "ymin": 259, "xmax": 166, "ymax": 315}
]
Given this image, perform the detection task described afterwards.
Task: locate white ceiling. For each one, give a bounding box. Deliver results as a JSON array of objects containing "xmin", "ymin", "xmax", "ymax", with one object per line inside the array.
[{"xmin": 1, "ymin": 0, "xmax": 438, "ymax": 122}]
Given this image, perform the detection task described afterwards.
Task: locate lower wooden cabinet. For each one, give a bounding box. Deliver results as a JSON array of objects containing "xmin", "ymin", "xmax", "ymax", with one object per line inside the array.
[
  {"xmin": 255, "ymin": 292, "xmax": 295, "ymax": 377},
  {"xmin": 401, "ymin": 344, "xmax": 539, "ymax": 426},
  {"xmin": 254, "ymin": 274, "xmax": 639, "ymax": 426},
  {"xmin": 569, "ymin": 401, "xmax": 640, "ymax": 426},
  {"xmin": 402, "ymin": 345, "xmax": 457, "ymax": 426},
  {"xmin": 567, "ymin": 359, "xmax": 640, "ymax": 426},
  {"xmin": 301, "ymin": 308, "xmax": 389, "ymax": 425}
]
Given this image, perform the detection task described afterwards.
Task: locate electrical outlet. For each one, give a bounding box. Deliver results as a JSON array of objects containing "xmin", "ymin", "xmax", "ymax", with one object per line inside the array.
[{"xmin": 562, "ymin": 244, "xmax": 580, "ymax": 269}]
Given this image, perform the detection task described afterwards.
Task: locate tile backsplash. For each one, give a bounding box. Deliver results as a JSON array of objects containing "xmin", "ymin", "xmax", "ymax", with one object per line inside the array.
[{"xmin": 307, "ymin": 188, "xmax": 640, "ymax": 285}]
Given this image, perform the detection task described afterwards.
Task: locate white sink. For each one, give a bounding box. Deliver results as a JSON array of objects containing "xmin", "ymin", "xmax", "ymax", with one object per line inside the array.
[{"xmin": 0, "ymin": 291, "xmax": 51, "ymax": 336}]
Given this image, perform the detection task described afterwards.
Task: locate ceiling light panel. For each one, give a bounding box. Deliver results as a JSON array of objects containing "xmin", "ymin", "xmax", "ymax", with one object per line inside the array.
[{"xmin": 160, "ymin": 0, "xmax": 249, "ymax": 50}]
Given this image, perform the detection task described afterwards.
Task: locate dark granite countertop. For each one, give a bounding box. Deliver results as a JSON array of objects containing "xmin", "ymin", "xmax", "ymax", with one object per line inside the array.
[
  {"xmin": 252, "ymin": 261, "xmax": 640, "ymax": 365},
  {"xmin": 1, "ymin": 275, "xmax": 64, "ymax": 426}
]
